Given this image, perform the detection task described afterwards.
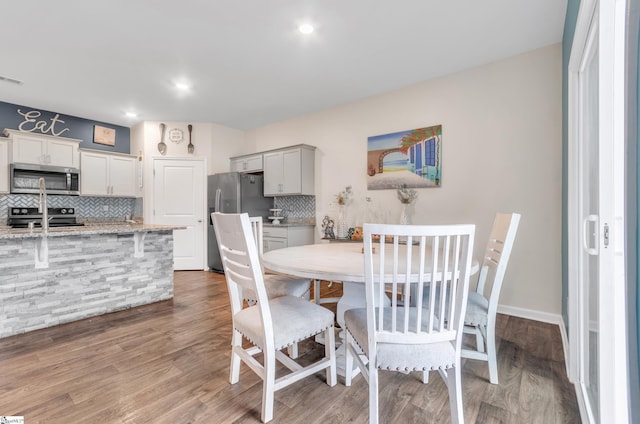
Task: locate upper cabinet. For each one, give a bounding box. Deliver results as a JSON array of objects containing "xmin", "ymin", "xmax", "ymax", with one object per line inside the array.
[
  {"xmin": 263, "ymin": 145, "xmax": 315, "ymax": 196},
  {"xmin": 80, "ymin": 150, "xmax": 136, "ymax": 197},
  {"xmin": 230, "ymin": 153, "xmax": 263, "ymax": 173},
  {"xmin": 3, "ymin": 129, "xmax": 80, "ymax": 168},
  {"xmin": 0, "ymin": 137, "xmax": 9, "ymax": 193}
]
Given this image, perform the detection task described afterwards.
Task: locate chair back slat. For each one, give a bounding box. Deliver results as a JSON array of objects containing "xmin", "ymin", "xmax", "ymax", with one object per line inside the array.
[
  {"xmin": 211, "ymin": 213, "xmax": 273, "ymax": 339},
  {"xmin": 475, "ymin": 213, "xmax": 521, "ymax": 302},
  {"xmin": 363, "ymin": 223, "xmax": 475, "ymax": 350}
]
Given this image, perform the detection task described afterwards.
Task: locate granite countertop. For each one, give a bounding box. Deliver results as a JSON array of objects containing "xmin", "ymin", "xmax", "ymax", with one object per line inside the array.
[{"xmin": 0, "ymin": 223, "xmax": 185, "ymax": 240}]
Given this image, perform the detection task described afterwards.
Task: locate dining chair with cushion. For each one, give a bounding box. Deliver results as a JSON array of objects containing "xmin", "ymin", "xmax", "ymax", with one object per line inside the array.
[
  {"xmin": 245, "ymin": 216, "xmax": 311, "ymax": 302},
  {"xmin": 212, "ymin": 212, "xmax": 337, "ymax": 423},
  {"xmin": 462, "ymin": 212, "xmax": 521, "ymax": 384},
  {"xmin": 344, "ymin": 223, "xmax": 475, "ymax": 424},
  {"xmin": 247, "ymin": 216, "xmax": 311, "ymax": 359}
]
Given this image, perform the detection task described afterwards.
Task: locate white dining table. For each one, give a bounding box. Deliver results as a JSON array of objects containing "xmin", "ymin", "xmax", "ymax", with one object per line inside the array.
[{"xmin": 262, "ymin": 241, "xmax": 479, "ymax": 377}]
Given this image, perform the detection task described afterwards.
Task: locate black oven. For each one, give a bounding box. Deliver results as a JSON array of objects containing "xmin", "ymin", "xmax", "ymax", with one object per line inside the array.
[{"xmin": 10, "ymin": 163, "xmax": 80, "ymax": 195}]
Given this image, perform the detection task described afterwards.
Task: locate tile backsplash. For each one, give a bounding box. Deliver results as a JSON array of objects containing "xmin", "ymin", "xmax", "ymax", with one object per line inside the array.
[
  {"xmin": 0, "ymin": 194, "xmax": 137, "ymax": 224},
  {"xmin": 273, "ymin": 195, "xmax": 315, "ymax": 224}
]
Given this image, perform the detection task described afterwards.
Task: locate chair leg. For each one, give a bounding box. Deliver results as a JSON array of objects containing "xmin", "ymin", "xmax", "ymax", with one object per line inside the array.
[
  {"xmin": 446, "ymin": 366, "xmax": 464, "ymax": 424},
  {"xmin": 422, "ymin": 370, "xmax": 429, "ymax": 384},
  {"xmin": 475, "ymin": 326, "xmax": 485, "ymax": 353},
  {"xmin": 261, "ymin": 349, "xmax": 276, "ymax": 423},
  {"xmin": 325, "ymin": 326, "xmax": 337, "ymax": 387},
  {"xmin": 230, "ymin": 330, "xmax": 242, "ymax": 384},
  {"xmin": 314, "ymin": 279, "xmax": 321, "ymax": 304},
  {"xmin": 369, "ymin": 367, "xmax": 379, "ymax": 424},
  {"xmin": 287, "ymin": 343, "xmax": 299, "ymax": 359},
  {"xmin": 344, "ymin": 330, "xmax": 353, "ymax": 386},
  {"xmin": 486, "ymin": 323, "xmax": 498, "ymax": 384}
]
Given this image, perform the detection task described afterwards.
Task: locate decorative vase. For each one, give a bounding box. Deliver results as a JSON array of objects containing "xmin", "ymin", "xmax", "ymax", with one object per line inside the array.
[
  {"xmin": 400, "ymin": 203, "xmax": 411, "ymax": 225},
  {"xmin": 337, "ymin": 204, "xmax": 349, "ymax": 238}
]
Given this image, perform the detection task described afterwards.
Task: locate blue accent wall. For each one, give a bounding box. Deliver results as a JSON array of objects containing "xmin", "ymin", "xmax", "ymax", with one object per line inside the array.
[
  {"xmin": 562, "ymin": 0, "xmax": 581, "ymax": 334},
  {"xmin": 0, "ymin": 101, "xmax": 130, "ymax": 154}
]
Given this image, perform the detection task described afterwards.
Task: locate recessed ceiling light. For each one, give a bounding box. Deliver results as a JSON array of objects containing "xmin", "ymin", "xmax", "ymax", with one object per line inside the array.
[
  {"xmin": 125, "ymin": 112, "xmax": 137, "ymax": 118},
  {"xmin": 175, "ymin": 82, "xmax": 190, "ymax": 90},
  {"xmin": 298, "ymin": 24, "xmax": 314, "ymax": 34}
]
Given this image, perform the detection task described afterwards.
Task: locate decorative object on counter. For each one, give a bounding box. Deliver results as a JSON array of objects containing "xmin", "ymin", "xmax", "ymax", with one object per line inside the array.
[
  {"xmin": 187, "ymin": 124, "xmax": 194, "ymax": 154},
  {"xmin": 347, "ymin": 227, "xmax": 355, "ymax": 239},
  {"xmin": 322, "ymin": 215, "xmax": 335, "ymax": 239},
  {"xmin": 397, "ymin": 184, "xmax": 418, "ymax": 225},
  {"xmin": 337, "ymin": 205, "xmax": 348, "ymax": 238},
  {"xmin": 168, "ymin": 127, "xmax": 184, "ymax": 144},
  {"xmin": 268, "ymin": 208, "xmax": 283, "ymax": 225},
  {"xmin": 335, "ymin": 185, "xmax": 352, "ymax": 239},
  {"xmin": 367, "ymin": 124, "xmax": 442, "ymax": 190},
  {"xmin": 351, "ymin": 226, "xmax": 363, "ymax": 241},
  {"xmin": 157, "ymin": 123, "xmax": 167, "ymax": 154}
]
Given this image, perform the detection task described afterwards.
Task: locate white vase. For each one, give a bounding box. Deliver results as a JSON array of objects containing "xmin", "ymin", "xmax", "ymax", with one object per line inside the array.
[
  {"xmin": 337, "ymin": 204, "xmax": 349, "ymax": 238},
  {"xmin": 400, "ymin": 203, "xmax": 411, "ymax": 225}
]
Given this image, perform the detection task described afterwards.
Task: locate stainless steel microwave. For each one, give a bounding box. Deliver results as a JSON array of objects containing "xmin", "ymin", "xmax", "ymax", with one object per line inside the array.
[{"xmin": 10, "ymin": 163, "xmax": 80, "ymax": 195}]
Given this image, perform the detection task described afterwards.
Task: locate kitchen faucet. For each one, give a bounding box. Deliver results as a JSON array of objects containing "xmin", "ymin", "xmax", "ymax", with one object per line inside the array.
[{"xmin": 38, "ymin": 177, "xmax": 48, "ymax": 231}]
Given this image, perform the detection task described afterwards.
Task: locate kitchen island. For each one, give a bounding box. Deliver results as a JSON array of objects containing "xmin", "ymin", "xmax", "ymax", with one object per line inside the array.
[{"xmin": 0, "ymin": 223, "xmax": 182, "ymax": 338}]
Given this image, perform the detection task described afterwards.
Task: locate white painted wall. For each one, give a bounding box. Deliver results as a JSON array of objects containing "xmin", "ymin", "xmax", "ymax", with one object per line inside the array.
[
  {"xmin": 246, "ymin": 44, "xmax": 563, "ymax": 316},
  {"xmin": 130, "ymin": 121, "xmax": 250, "ymax": 224}
]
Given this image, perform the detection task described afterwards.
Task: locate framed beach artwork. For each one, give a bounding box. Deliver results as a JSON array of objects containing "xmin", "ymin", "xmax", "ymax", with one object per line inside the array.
[{"xmin": 367, "ymin": 125, "xmax": 442, "ymax": 190}]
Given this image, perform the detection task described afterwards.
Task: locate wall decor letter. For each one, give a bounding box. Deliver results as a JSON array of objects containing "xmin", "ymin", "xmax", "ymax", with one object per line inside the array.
[{"xmin": 17, "ymin": 109, "xmax": 71, "ymax": 137}]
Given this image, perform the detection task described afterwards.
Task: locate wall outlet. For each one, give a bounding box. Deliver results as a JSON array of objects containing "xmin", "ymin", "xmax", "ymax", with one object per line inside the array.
[{"xmin": 103, "ymin": 205, "xmax": 109, "ymax": 212}]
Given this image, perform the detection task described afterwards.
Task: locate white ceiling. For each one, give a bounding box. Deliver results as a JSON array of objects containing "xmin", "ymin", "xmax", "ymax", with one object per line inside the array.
[{"xmin": 0, "ymin": 1, "xmax": 567, "ymax": 130}]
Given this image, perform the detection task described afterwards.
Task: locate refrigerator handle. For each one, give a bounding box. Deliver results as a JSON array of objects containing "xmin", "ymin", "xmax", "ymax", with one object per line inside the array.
[{"xmin": 215, "ymin": 188, "xmax": 222, "ymax": 212}]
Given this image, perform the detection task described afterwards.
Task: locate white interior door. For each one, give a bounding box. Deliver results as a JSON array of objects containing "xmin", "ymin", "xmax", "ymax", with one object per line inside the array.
[
  {"xmin": 569, "ymin": 1, "xmax": 627, "ymax": 422},
  {"xmin": 153, "ymin": 158, "xmax": 206, "ymax": 270}
]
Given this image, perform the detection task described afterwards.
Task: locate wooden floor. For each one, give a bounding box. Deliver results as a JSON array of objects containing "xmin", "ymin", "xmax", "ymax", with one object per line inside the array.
[{"xmin": 0, "ymin": 271, "xmax": 580, "ymax": 423}]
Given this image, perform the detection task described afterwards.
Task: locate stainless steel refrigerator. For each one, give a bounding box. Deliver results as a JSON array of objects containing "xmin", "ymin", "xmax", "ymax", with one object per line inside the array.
[{"xmin": 208, "ymin": 172, "xmax": 272, "ymax": 272}]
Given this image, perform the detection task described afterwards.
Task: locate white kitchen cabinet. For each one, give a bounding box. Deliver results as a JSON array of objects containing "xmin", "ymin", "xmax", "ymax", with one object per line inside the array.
[
  {"xmin": 230, "ymin": 153, "xmax": 263, "ymax": 173},
  {"xmin": 262, "ymin": 225, "xmax": 314, "ymax": 253},
  {"xmin": 263, "ymin": 145, "xmax": 315, "ymax": 196},
  {"xmin": 0, "ymin": 137, "xmax": 9, "ymax": 193},
  {"xmin": 3, "ymin": 129, "xmax": 80, "ymax": 168},
  {"xmin": 80, "ymin": 150, "xmax": 136, "ymax": 197}
]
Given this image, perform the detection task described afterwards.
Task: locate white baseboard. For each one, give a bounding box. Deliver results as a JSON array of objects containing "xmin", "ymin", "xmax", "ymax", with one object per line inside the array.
[{"xmin": 497, "ymin": 304, "xmax": 564, "ymax": 325}]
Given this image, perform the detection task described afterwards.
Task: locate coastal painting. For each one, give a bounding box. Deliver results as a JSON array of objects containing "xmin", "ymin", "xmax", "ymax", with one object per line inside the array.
[{"xmin": 367, "ymin": 125, "xmax": 442, "ymax": 190}]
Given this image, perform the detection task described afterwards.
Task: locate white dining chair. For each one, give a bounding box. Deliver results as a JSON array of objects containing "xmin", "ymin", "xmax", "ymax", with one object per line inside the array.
[
  {"xmin": 212, "ymin": 212, "xmax": 337, "ymax": 423},
  {"xmin": 344, "ymin": 223, "xmax": 475, "ymax": 424},
  {"xmin": 246, "ymin": 216, "xmax": 311, "ymax": 359},
  {"xmin": 245, "ymin": 216, "xmax": 311, "ymax": 302},
  {"xmin": 462, "ymin": 212, "xmax": 520, "ymax": 384}
]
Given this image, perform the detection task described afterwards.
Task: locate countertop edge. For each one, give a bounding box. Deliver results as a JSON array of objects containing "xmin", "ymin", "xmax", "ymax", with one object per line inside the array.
[{"xmin": 0, "ymin": 224, "xmax": 186, "ymax": 239}]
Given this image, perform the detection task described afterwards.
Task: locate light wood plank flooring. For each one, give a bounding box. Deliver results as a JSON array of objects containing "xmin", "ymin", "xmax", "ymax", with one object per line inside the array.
[{"xmin": 0, "ymin": 271, "xmax": 580, "ymax": 423}]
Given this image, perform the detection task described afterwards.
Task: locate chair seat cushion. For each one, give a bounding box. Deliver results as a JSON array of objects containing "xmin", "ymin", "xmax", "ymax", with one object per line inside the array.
[
  {"xmin": 235, "ymin": 295, "xmax": 334, "ymax": 351},
  {"xmin": 344, "ymin": 307, "xmax": 456, "ymax": 372},
  {"xmin": 465, "ymin": 291, "xmax": 489, "ymax": 327},
  {"xmin": 243, "ymin": 274, "xmax": 311, "ymax": 302}
]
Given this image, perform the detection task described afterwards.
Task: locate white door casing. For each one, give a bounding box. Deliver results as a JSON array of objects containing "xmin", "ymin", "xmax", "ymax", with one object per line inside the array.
[
  {"xmin": 568, "ymin": 0, "xmax": 628, "ymax": 423},
  {"xmin": 152, "ymin": 157, "xmax": 206, "ymax": 270}
]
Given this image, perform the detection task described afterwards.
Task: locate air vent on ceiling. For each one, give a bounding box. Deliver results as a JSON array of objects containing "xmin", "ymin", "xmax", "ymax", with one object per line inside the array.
[{"xmin": 0, "ymin": 75, "xmax": 24, "ymax": 85}]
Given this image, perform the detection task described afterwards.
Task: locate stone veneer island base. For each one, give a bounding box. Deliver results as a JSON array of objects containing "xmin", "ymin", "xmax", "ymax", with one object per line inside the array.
[{"xmin": 0, "ymin": 225, "xmax": 179, "ymax": 339}]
